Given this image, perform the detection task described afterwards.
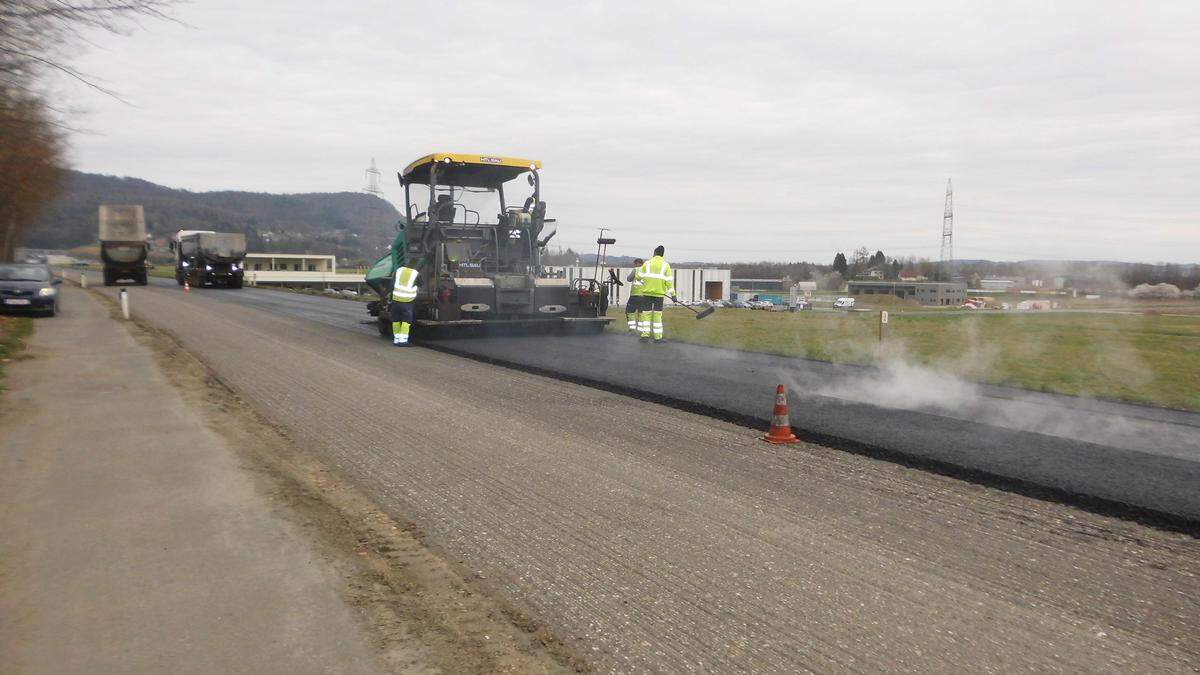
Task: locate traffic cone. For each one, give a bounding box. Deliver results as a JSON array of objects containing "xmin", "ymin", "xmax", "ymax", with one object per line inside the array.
[
  {"xmin": 762, "ymin": 384, "xmax": 800, "ymax": 444},
  {"xmin": 183, "ymin": 277, "xmax": 190, "ymax": 293}
]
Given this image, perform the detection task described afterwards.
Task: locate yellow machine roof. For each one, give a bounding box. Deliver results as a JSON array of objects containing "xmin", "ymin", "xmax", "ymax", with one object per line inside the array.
[{"xmin": 401, "ymin": 152, "xmax": 542, "ymax": 188}]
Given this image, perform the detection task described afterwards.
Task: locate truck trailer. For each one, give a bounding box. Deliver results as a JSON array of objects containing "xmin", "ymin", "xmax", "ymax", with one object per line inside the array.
[
  {"xmin": 98, "ymin": 205, "xmax": 149, "ymax": 286},
  {"xmin": 364, "ymin": 152, "xmax": 612, "ymax": 340},
  {"xmin": 172, "ymin": 230, "xmax": 247, "ymax": 288}
]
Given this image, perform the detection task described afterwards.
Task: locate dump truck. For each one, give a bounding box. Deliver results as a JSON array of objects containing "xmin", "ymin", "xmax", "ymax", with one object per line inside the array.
[
  {"xmin": 171, "ymin": 230, "xmax": 247, "ymax": 288},
  {"xmin": 364, "ymin": 152, "xmax": 612, "ymax": 340},
  {"xmin": 98, "ymin": 205, "xmax": 149, "ymax": 286}
]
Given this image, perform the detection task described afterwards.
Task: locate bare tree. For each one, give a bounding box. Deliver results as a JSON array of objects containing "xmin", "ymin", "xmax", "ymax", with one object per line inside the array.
[{"xmin": 0, "ymin": 0, "xmax": 176, "ymax": 260}]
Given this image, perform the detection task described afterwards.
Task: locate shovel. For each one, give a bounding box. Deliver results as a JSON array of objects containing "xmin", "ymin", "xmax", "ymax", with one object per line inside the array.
[{"xmin": 670, "ymin": 295, "xmax": 716, "ymax": 320}]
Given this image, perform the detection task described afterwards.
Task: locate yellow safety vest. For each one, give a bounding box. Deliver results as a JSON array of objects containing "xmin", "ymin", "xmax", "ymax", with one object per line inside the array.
[
  {"xmin": 629, "ymin": 267, "xmax": 646, "ymax": 297},
  {"xmin": 391, "ymin": 266, "xmax": 419, "ymax": 303},
  {"xmin": 637, "ymin": 256, "xmax": 674, "ymax": 297}
]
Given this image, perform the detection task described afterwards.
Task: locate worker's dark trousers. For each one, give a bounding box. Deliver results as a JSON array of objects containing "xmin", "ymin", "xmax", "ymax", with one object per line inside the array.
[
  {"xmin": 625, "ymin": 295, "xmax": 644, "ymax": 333},
  {"xmin": 389, "ymin": 301, "xmax": 414, "ymax": 345}
]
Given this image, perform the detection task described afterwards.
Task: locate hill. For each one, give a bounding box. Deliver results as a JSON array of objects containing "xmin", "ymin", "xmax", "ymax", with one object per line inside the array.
[{"xmin": 27, "ymin": 171, "xmax": 400, "ymax": 262}]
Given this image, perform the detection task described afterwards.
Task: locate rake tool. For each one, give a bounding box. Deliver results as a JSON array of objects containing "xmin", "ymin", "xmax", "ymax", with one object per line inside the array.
[{"xmin": 670, "ymin": 295, "xmax": 716, "ymax": 319}]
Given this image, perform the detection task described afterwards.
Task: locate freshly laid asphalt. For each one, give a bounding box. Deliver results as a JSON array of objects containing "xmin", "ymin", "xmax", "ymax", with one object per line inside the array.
[
  {"xmin": 129, "ymin": 276, "xmax": 1200, "ymax": 522},
  {"xmin": 76, "ymin": 277, "xmax": 1200, "ymax": 671}
]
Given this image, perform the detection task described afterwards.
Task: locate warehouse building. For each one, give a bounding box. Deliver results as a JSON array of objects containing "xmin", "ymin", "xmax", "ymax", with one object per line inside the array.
[
  {"xmin": 847, "ymin": 280, "xmax": 967, "ymax": 306},
  {"xmin": 545, "ymin": 266, "xmax": 731, "ymax": 305},
  {"xmin": 731, "ymin": 278, "xmax": 787, "ymax": 304}
]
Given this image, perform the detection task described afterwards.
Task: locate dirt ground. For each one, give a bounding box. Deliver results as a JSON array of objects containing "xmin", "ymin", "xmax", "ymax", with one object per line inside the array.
[{"xmin": 98, "ymin": 293, "xmax": 584, "ymax": 673}]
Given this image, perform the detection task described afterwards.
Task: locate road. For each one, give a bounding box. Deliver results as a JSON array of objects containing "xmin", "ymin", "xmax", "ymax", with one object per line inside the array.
[
  {"xmin": 75, "ymin": 278, "xmax": 1200, "ymax": 671},
  {"xmin": 124, "ymin": 276, "xmax": 1200, "ymax": 522}
]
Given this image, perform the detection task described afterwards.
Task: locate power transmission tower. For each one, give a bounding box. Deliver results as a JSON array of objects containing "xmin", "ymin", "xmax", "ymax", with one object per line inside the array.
[
  {"xmin": 363, "ymin": 158, "xmax": 385, "ymax": 198},
  {"xmin": 939, "ymin": 178, "xmax": 953, "ymax": 279}
]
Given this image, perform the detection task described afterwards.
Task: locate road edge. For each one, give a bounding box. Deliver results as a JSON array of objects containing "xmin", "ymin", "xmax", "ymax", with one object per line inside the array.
[{"xmin": 86, "ymin": 287, "xmax": 589, "ymax": 673}]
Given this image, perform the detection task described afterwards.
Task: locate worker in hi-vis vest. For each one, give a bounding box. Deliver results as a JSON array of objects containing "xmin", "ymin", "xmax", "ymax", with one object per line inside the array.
[
  {"xmin": 625, "ymin": 258, "xmax": 645, "ymax": 335},
  {"xmin": 390, "ymin": 265, "xmax": 419, "ymax": 346},
  {"xmin": 637, "ymin": 246, "xmax": 673, "ymax": 343}
]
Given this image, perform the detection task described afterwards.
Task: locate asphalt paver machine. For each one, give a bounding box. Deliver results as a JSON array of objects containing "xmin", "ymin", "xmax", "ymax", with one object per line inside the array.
[{"xmin": 365, "ymin": 153, "xmax": 613, "ymax": 340}]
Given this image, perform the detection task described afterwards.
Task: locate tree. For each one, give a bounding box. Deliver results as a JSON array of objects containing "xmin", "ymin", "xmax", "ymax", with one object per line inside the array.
[
  {"xmin": 832, "ymin": 252, "xmax": 848, "ymax": 277},
  {"xmin": 0, "ymin": 0, "xmax": 176, "ymax": 260},
  {"xmin": 0, "ymin": 98, "xmax": 62, "ymax": 260}
]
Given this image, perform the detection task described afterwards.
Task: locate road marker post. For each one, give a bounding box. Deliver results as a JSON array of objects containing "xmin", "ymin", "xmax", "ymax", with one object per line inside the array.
[
  {"xmin": 762, "ymin": 384, "xmax": 800, "ymax": 444},
  {"xmin": 119, "ymin": 288, "xmax": 130, "ymax": 320},
  {"xmin": 80, "ymin": 272, "xmax": 87, "ymax": 289},
  {"xmin": 878, "ymin": 310, "xmax": 888, "ymax": 353}
]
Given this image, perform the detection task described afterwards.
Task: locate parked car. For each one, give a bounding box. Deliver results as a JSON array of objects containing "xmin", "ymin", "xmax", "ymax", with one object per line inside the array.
[
  {"xmin": 732, "ymin": 301, "xmax": 748, "ymax": 308},
  {"xmin": 792, "ymin": 300, "xmax": 813, "ymax": 311},
  {"xmin": 832, "ymin": 297, "xmax": 856, "ymax": 309},
  {"xmin": 0, "ymin": 263, "xmax": 62, "ymax": 317}
]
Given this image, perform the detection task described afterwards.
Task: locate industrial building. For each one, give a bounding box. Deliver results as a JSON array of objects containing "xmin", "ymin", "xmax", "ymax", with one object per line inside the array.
[
  {"xmin": 545, "ymin": 266, "xmax": 731, "ymax": 305},
  {"xmin": 847, "ymin": 280, "xmax": 967, "ymax": 306},
  {"xmin": 731, "ymin": 278, "xmax": 787, "ymax": 304}
]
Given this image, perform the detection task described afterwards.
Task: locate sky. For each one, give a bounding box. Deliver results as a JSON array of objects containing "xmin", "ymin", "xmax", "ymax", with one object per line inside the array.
[{"xmin": 55, "ymin": 0, "xmax": 1200, "ymax": 263}]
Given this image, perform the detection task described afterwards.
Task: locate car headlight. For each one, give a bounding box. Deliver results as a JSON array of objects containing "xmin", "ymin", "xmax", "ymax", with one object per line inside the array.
[
  {"xmin": 38, "ymin": 287, "xmax": 56, "ymax": 297},
  {"xmin": 181, "ymin": 261, "xmax": 189, "ymax": 268},
  {"xmin": 205, "ymin": 264, "xmax": 213, "ymax": 271},
  {"xmin": 230, "ymin": 264, "xmax": 239, "ymax": 271}
]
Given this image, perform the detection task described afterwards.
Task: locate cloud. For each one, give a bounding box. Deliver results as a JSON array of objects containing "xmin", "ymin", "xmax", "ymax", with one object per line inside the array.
[{"xmin": 57, "ymin": 0, "xmax": 1200, "ymax": 262}]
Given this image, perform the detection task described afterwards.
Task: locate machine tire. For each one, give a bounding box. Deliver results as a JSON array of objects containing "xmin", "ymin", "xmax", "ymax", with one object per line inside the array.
[{"xmin": 377, "ymin": 313, "xmax": 393, "ymax": 339}]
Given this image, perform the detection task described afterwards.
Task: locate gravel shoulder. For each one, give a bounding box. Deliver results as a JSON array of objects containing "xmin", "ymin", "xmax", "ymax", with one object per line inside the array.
[
  {"xmin": 0, "ymin": 285, "xmax": 573, "ymax": 673},
  {"xmin": 76, "ymin": 279, "xmax": 1200, "ymax": 672}
]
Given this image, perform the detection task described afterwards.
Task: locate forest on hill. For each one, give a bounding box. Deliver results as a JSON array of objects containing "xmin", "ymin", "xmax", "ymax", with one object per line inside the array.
[{"xmin": 27, "ymin": 171, "xmax": 400, "ymax": 262}]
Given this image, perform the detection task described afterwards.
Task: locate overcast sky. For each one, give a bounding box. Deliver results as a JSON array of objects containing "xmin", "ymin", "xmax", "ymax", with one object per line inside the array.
[{"xmin": 58, "ymin": 1, "xmax": 1199, "ymax": 263}]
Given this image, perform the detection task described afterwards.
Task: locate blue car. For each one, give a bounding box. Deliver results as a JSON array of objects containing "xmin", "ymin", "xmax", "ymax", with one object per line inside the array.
[{"xmin": 0, "ymin": 263, "xmax": 62, "ymax": 317}]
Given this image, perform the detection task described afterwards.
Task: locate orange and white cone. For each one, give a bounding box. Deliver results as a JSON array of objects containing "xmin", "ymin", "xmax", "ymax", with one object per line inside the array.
[
  {"xmin": 762, "ymin": 384, "xmax": 799, "ymax": 444},
  {"xmin": 183, "ymin": 277, "xmax": 190, "ymax": 293}
]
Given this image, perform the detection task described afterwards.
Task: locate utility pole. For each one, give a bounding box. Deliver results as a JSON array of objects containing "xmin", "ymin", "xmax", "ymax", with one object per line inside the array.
[{"xmin": 939, "ymin": 178, "xmax": 953, "ymax": 281}]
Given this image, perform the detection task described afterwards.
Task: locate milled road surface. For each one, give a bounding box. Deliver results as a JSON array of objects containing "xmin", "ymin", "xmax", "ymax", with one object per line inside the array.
[
  {"xmin": 124, "ymin": 277, "xmax": 1200, "ymax": 521},
  {"xmin": 74, "ymin": 279, "xmax": 1200, "ymax": 671}
]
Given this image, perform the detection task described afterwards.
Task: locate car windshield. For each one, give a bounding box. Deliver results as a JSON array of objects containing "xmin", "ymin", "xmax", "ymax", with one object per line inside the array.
[{"xmin": 0, "ymin": 265, "xmax": 50, "ymax": 282}]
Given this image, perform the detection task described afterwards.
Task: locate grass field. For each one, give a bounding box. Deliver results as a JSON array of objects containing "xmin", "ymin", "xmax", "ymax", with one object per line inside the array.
[
  {"xmin": 612, "ymin": 306, "xmax": 1200, "ymax": 412},
  {"xmin": 0, "ymin": 315, "xmax": 34, "ymax": 391}
]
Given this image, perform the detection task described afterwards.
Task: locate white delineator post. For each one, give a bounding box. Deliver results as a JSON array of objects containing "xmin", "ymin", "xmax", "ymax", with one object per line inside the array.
[
  {"xmin": 80, "ymin": 272, "xmax": 88, "ymax": 288},
  {"xmin": 119, "ymin": 288, "xmax": 130, "ymax": 320}
]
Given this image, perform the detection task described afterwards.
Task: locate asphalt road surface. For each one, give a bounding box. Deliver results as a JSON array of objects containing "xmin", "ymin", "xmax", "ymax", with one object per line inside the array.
[
  {"xmin": 72, "ymin": 278, "xmax": 1199, "ymax": 671},
  {"xmin": 127, "ymin": 276, "xmax": 1200, "ymax": 522}
]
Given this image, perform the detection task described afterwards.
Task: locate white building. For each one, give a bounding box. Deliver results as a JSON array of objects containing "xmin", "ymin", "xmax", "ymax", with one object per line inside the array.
[
  {"xmin": 544, "ymin": 266, "xmax": 731, "ymax": 304},
  {"xmin": 244, "ymin": 253, "xmax": 336, "ymax": 273},
  {"xmin": 242, "ymin": 253, "xmax": 366, "ymax": 290}
]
